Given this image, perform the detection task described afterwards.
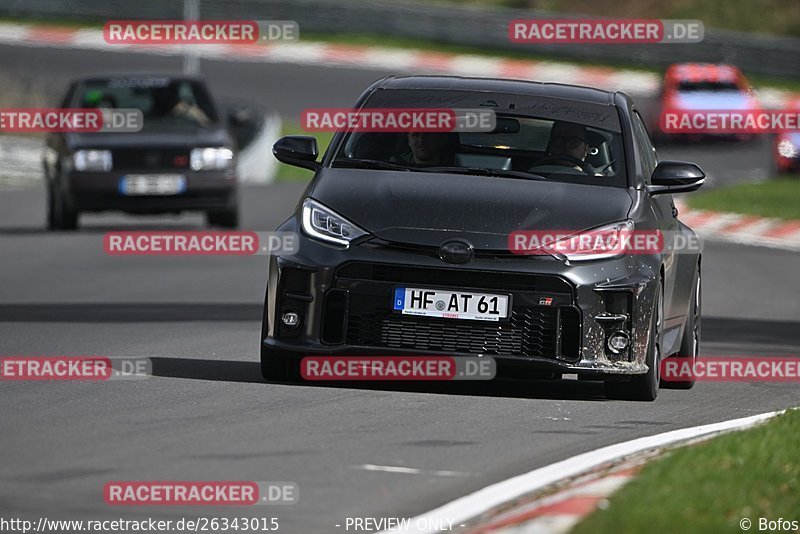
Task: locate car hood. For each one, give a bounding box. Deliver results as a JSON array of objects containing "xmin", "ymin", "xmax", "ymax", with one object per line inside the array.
[
  {"xmin": 65, "ymin": 123, "xmax": 230, "ymax": 150},
  {"xmin": 673, "ymin": 91, "xmax": 756, "ymax": 110},
  {"xmin": 308, "ymin": 168, "xmax": 633, "ymax": 249}
]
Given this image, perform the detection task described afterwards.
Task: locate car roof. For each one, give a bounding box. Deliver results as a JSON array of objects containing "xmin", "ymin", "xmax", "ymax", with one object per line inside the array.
[
  {"xmin": 373, "ymin": 75, "xmax": 626, "ymax": 107},
  {"xmin": 666, "ymin": 63, "xmax": 744, "ymax": 83}
]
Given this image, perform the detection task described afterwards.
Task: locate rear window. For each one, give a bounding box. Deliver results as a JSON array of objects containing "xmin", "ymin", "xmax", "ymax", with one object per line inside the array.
[
  {"xmin": 677, "ymin": 80, "xmax": 741, "ymax": 92},
  {"xmin": 72, "ymin": 77, "xmax": 219, "ymax": 127}
]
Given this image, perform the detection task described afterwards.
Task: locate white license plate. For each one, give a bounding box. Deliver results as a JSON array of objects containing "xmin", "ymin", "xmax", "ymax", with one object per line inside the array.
[
  {"xmin": 393, "ymin": 287, "xmax": 510, "ymax": 322},
  {"xmin": 120, "ymin": 174, "xmax": 186, "ymax": 196}
]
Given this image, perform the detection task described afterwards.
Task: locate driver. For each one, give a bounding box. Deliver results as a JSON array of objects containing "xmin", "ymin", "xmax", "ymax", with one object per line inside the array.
[
  {"xmin": 548, "ymin": 121, "xmax": 589, "ymax": 163},
  {"xmin": 530, "ymin": 121, "xmax": 596, "ymax": 174},
  {"xmin": 152, "ymin": 85, "xmax": 211, "ymax": 126},
  {"xmin": 397, "ymin": 132, "xmax": 456, "ymax": 167}
]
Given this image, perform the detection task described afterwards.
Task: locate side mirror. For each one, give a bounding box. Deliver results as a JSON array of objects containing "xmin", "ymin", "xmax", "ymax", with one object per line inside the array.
[
  {"xmin": 273, "ymin": 136, "xmax": 320, "ymax": 171},
  {"xmin": 228, "ymin": 108, "xmax": 251, "ymax": 125},
  {"xmin": 647, "ymin": 161, "xmax": 705, "ymax": 195}
]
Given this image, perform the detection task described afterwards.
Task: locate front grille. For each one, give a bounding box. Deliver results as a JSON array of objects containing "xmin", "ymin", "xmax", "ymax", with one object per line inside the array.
[
  {"xmin": 336, "ymin": 262, "xmax": 574, "ymax": 293},
  {"xmin": 347, "ymin": 301, "xmax": 558, "ymax": 357},
  {"xmin": 112, "ymin": 148, "xmax": 190, "ymax": 170},
  {"xmin": 327, "ymin": 262, "xmax": 579, "ymax": 360}
]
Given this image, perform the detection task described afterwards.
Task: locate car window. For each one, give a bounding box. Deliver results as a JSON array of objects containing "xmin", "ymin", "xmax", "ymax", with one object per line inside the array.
[
  {"xmin": 72, "ymin": 77, "xmax": 219, "ymax": 127},
  {"xmin": 632, "ymin": 111, "xmax": 658, "ymax": 181},
  {"xmin": 332, "ymin": 90, "xmax": 628, "ymax": 188},
  {"xmin": 677, "ymin": 80, "xmax": 741, "ymax": 92}
]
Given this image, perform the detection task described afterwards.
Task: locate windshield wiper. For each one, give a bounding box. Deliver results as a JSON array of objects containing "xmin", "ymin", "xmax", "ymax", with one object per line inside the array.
[
  {"xmin": 418, "ymin": 166, "xmax": 548, "ymax": 181},
  {"xmin": 332, "ymin": 158, "xmax": 413, "ymax": 172}
]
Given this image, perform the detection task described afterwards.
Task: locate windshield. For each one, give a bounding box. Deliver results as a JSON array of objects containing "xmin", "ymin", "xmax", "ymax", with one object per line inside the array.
[
  {"xmin": 72, "ymin": 77, "xmax": 219, "ymax": 127},
  {"xmin": 330, "ymin": 90, "xmax": 627, "ymax": 187}
]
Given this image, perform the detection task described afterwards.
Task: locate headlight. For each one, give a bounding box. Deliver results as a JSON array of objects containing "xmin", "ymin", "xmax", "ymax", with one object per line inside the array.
[
  {"xmin": 778, "ymin": 139, "xmax": 799, "ymax": 159},
  {"xmin": 73, "ymin": 150, "xmax": 112, "ymax": 172},
  {"xmin": 543, "ymin": 220, "xmax": 635, "ymax": 262},
  {"xmin": 190, "ymin": 147, "xmax": 233, "ymax": 171},
  {"xmin": 302, "ymin": 198, "xmax": 367, "ymax": 246}
]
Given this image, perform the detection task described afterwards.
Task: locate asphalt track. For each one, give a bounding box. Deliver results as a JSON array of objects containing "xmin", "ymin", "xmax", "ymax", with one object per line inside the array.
[{"xmin": 1, "ymin": 44, "xmax": 799, "ymax": 533}]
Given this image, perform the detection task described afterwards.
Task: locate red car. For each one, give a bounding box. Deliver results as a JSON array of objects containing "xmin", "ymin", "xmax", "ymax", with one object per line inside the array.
[
  {"xmin": 657, "ymin": 63, "xmax": 760, "ymax": 141},
  {"xmin": 775, "ymin": 98, "xmax": 800, "ymax": 173}
]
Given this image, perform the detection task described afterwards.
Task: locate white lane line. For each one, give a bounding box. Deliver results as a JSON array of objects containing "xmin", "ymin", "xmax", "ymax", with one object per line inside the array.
[
  {"xmin": 353, "ymin": 464, "xmax": 469, "ymax": 477},
  {"xmin": 379, "ymin": 410, "xmax": 785, "ymax": 533}
]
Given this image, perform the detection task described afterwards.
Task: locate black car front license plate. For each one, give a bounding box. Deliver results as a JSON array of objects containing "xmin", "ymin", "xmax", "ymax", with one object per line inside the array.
[{"xmin": 392, "ymin": 287, "xmax": 510, "ymax": 322}]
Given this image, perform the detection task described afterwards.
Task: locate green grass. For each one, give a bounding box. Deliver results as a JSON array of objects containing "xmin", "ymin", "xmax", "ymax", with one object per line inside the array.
[
  {"xmin": 410, "ymin": 0, "xmax": 800, "ymax": 38},
  {"xmin": 686, "ymin": 177, "xmax": 800, "ymax": 220},
  {"xmin": 572, "ymin": 409, "xmax": 800, "ymax": 534},
  {"xmin": 275, "ymin": 122, "xmax": 334, "ymax": 182},
  {"xmin": 9, "ymin": 0, "xmax": 800, "ymax": 38}
]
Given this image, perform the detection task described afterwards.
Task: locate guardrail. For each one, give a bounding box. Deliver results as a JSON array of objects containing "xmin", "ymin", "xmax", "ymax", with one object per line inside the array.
[{"xmin": 2, "ymin": 0, "xmax": 799, "ymax": 80}]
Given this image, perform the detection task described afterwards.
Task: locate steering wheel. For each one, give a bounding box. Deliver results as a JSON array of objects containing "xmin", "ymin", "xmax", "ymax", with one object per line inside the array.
[
  {"xmin": 595, "ymin": 159, "xmax": 616, "ymax": 173},
  {"xmin": 529, "ymin": 154, "xmax": 594, "ymax": 176}
]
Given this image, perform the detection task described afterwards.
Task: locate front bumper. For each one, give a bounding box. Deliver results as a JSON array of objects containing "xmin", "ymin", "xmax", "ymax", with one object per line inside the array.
[
  {"xmin": 776, "ymin": 155, "xmax": 800, "ymax": 173},
  {"xmin": 63, "ymin": 170, "xmax": 237, "ymax": 213},
  {"xmin": 261, "ymin": 225, "xmax": 660, "ymax": 377}
]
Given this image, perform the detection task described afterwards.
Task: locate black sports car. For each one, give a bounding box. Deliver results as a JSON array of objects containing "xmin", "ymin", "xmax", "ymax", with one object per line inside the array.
[
  {"xmin": 260, "ymin": 76, "xmax": 705, "ymax": 401},
  {"xmin": 44, "ymin": 74, "xmax": 239, "ymax": 230}
]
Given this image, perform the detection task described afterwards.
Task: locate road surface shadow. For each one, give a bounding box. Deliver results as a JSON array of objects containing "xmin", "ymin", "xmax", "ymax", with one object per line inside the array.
[
  {"xmin": 0, "ymin": 303, "xmax": 262, "ymax": 322},
  {"xmin": 0, "ymin": 224, "xmax": 203, "ymax": 235},
  {"xmin": 148, "ymin": 356, "xmax": 611, "ymax": 401},
  {"xmin": 2, "ymin": 305, "xmax": 799, "ymax": 350},
  {"xmin": 143, "ymin": 313, "xmax": 800, "ymax": 400}
]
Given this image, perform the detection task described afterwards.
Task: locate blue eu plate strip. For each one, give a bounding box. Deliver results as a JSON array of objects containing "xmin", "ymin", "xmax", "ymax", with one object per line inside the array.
[{"xmin": 393, "ymin": 288, "xmax": 405, "ymax": 310}]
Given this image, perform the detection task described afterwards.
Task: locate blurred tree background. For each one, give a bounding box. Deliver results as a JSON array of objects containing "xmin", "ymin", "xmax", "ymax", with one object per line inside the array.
[{"xmin": 425, "ymin": 0, "xmax": 800, "ymax": 37}]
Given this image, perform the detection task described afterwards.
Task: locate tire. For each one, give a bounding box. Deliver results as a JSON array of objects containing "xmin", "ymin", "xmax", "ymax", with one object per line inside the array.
[
  {"xmin": 662, "ymin": 265, "xmax": 701, "ymax": 390},
  {"xmin": 260, "ymin": 348, "xmax": 300, "ymax": 383},
  {"xmin": 47, "ymin": 180, "xmax": 78, "ymax": 231},
  {"xmin": 206, "ymin": 207, "xmax": 239, "ymax": 228},
  {"xmin": 605, "ymin": 279, "xmax": 663, "ymax": 402}
]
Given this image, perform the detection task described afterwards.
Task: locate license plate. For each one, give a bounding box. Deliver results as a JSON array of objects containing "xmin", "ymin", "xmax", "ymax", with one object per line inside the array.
[
  {"xmin": 393, "ymin": 287, "xmax": 510, "ymax": 322},
  {"xmin": 120, "ymin": 174, "xmax": 186, "ymax": 196}
]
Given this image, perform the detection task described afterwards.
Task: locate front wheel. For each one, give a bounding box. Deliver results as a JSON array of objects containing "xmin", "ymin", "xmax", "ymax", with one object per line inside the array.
[
  {"xmin": 605, "ymin": 279, "xmax": 663, "ymax": 401},
  {"xmin": 206, "ymin": 207, "xmax": 239, "ymax": 228},
  {"xmin": 662, "ymin": 266, "xmax": 700, "ymax": 390},
  {"xmin": 260, "ymin": 348, "xmax": 300, "ymax": 383},
  {"xmin": 47, "ymin": 180, "xmax": 78, "ymax": 231}
]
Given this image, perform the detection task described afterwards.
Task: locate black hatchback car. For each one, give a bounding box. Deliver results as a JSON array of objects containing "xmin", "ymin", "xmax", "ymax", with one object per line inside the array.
[
  {"xmin": 44, "ymin": 74, "xmax": 238, "ymax": 229},
  {"xmin": 261, "ymin": 76, "xmax": 705, "ymax": 401}
]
